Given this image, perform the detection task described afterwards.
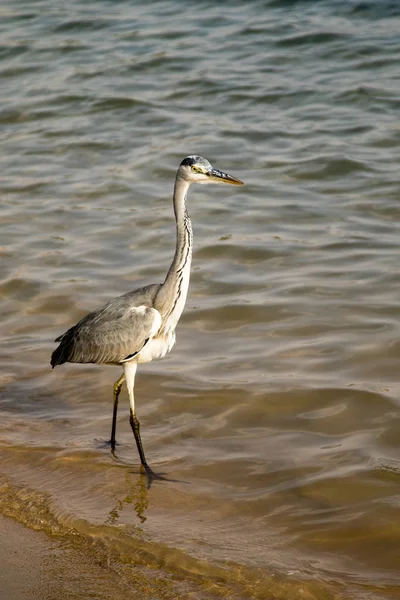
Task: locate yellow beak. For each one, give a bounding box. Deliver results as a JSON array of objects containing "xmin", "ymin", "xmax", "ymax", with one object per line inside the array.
[{"xmin": 208, "ymin": 167, "xmax": 244, "ymax": 185}]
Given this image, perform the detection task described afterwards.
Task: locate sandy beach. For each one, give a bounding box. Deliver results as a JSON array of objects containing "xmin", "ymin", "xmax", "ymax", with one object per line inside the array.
[{"xmin": 0, "ymin": 514, "xmax": 143, "ymax": 600}]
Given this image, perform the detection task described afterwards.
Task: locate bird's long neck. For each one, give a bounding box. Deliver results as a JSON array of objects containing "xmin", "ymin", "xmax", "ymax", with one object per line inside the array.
[{"xmin": 156, "ymin": 176, "xmax": 193, "ymax": 325}]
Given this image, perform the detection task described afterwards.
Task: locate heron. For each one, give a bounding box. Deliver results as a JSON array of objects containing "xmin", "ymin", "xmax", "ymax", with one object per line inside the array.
[{"xmin": 51, "ymin": 155, "xmax": 243, "ymax": 478}]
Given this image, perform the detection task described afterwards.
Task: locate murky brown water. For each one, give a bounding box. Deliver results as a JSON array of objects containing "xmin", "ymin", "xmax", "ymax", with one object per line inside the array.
[{"xmin": 1, "ymin": 1, "xmax": 400, "ymax": 598}]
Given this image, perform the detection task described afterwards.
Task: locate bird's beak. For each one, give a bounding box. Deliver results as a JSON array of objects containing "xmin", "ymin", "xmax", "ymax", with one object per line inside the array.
[{"xmin": 207, "ymin": 167, "xmax": 244, "ymax": 185}]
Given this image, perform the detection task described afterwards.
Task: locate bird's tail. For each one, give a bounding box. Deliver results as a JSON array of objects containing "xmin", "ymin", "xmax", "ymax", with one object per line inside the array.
[
  {"xmin": 50, "ymin": 329, "xmax": 74, "ymax": 368},
  {"xmin": 51, "ymin": 345, "xmax": 65, "ymax": 368}
]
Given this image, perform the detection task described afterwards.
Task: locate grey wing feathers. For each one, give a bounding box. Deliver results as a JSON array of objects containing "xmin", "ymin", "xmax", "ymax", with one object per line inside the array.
[{"xmin": 51, "ymin": 284, "xmax": 161, "ymax": 367}]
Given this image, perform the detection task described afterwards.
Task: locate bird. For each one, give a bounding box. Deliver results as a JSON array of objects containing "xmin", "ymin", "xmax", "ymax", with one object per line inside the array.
[{"xmin": 51, "ymin": 155, "xmax": 243, "ymax": 478}]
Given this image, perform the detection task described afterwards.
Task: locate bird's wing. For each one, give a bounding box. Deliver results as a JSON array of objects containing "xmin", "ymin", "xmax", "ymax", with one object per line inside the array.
[{"xmin": 52, "ymin": 302, "xmax": 162, "ymax": 366}]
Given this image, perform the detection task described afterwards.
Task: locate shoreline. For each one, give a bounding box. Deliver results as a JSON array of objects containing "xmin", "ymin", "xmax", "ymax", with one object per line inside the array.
[
  {"xmin": 0, "ymin": 514, "xmax": 140, "ymax": 600},
  {"xmin": 0, "ymin": 470, "xmax": 334, "ymax": 600}
]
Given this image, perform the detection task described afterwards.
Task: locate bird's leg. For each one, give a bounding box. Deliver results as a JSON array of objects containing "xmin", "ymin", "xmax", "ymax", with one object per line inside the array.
[
  {"xmin": 123, "ymin": 362, "xmax": 171, "ymax": 486},
  {"xmin": 124, "ymin": 362, "xmax": 151, "ymax": 471},
  {"xmin": 129, "ymin": 410, "xmax": 149, "ymax": 469},
  {"xmin": 109, "ymin": 373, "xmax": 125, "ymax": 451}
]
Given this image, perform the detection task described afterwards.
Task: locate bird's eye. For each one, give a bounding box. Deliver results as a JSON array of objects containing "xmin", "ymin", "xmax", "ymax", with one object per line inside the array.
[{"xmin": 191, "ymin": 166, "xmax": 198, "ymax": 172}]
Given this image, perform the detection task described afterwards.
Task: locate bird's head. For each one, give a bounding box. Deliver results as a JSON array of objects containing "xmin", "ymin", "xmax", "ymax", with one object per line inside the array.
[{"xmin": 177, "ymin": 155, "xmax": 243, "ymax": 186}]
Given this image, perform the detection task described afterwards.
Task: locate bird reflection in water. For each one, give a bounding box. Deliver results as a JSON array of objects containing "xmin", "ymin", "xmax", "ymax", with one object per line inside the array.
[{"xmin": 107, "ymin": 471, "xmax": 149, "ymax": 526}]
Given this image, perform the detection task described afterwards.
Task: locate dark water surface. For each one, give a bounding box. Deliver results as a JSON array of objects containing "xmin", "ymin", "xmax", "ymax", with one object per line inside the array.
[{"xmin": 1, "ymin": 1, "xmax": 400, "ymax": 598}]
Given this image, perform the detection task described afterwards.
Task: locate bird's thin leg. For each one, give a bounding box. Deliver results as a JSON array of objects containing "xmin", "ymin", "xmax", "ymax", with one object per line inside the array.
[
  {"xmin": 123, "ymin": 362, "xmax": 171, "ymax": 486},
  {"xmin": 124, "ymin": 362, "xmax": 150, "ymax": 470},
  {"xmin": 109, "ymin": 372, "xmax": 125, "ymax": 450},
  {"xmin": 129, "ymin": 411, "xmax": 148, "ymax": 469}
]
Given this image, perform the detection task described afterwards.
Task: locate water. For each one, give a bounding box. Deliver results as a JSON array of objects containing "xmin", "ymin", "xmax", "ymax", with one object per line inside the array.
[{"xmin": 1, "ymin": 1, "xmax": 400, "ymax": 598}]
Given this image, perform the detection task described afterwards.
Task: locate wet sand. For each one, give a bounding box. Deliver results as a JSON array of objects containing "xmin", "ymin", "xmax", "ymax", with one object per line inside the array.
[
  {"xmin": 0, "ymin": 514, "xmax": 143, "ymax": 600},
  {"xmin": 0, "ymin": 509, "xmax": 194, "ymax": 600},
  {"xmin": 0, "ymin": 515, "xmax": 50, "ymax": 600},
  {"xmin": 0, "ymin": 512, "xmax": 207, "ymax": 600},
  {"xmin": 0, "ymin": 471, "xmax": 337, "ymax": 600}
]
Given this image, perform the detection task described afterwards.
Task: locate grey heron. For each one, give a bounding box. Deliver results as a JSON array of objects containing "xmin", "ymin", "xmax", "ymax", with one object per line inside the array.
[{"xmin": 51, "ymin": 155, "xmax": 243, "ymax": 478}]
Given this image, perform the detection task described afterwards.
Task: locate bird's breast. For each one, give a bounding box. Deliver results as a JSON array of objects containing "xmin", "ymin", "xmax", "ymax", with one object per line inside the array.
[{"xmin": 137, "ymin": 331, "xmax": 176, "ymax": 364}]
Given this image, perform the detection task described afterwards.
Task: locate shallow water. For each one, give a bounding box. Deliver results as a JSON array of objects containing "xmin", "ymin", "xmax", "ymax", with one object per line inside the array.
[{"xmin": 1, "ymin": 1, "xmax": 400, "ymax": 598}]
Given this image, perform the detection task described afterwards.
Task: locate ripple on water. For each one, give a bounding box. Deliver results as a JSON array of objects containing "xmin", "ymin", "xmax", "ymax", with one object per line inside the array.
[{"xmin": 1, "ymin": 1, "xmax": 400, "ymax": 598}]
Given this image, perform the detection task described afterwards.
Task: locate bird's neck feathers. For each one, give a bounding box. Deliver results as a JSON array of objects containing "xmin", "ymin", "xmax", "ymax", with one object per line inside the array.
[
  {"xmin": 155, "ymin": 176, "xmax": 193, "ymax": 322},
  {"xmin": 173, "ymin": 176, "xmax": 190, "ymax": 221}
]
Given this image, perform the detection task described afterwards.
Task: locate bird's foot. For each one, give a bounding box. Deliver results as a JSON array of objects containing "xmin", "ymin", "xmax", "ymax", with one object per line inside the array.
[
  {"xmin": 97, "ymin": 438, "xmax": 119, "ymax": 457},
  {"xmin": 95, "ymin": 438, "xmax": 119, "ymax": 449},
  {"xmin": 106, "ymin": 438, "xmax": 119, "ymax": 449},
  {"xmin": 141, "ymin": 464, "xmax": 188, "ymax": 489},
  {"xmin": 142, "ymin": 464, "xmax": 168, "ymax": 488}
]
